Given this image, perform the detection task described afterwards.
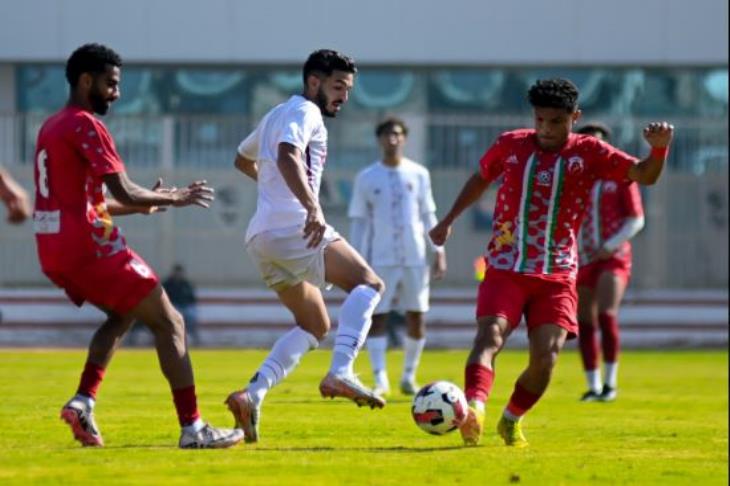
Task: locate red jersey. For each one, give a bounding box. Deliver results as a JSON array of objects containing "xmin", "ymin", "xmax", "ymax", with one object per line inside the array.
[
  {"xmin": 479, "ymin": 129, "xmax": 637, "ymax": 278},
  {"xmin": 33, "ymin": 106, "xmax": 127, "ymax": 272},
  {"xmin": 578, "ymin": 180, "xmax": 644, "ymax": 266}
]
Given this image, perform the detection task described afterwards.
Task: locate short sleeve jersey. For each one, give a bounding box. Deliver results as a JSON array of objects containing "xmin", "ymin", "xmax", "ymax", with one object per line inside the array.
[
  {"xmin": 33, "ymin": 106, "xmax": 127, "ymax": 272},
  {"xmin": 578, "ymin": 180, "xmax": 644, "ymax": 265},
  {"xmin": 237, "ymin": 95, "xmax": 327, "ymax": 241},
  {"xmin": 348, "ymin": 158, "xmax": 437, "ymax": 266},
  {"xmin": 478, "ymin": 129, "xmax": 637, "ymax": 278}
]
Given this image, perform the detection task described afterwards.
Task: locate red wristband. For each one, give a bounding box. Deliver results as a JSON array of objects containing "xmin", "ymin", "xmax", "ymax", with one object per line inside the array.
[{"xmin": 650, "ymin": 146, "xmax": 669, "ymax": 160}]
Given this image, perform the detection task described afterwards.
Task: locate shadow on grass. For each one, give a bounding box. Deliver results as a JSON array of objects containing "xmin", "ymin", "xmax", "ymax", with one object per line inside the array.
[{"xmin": 251, "ymin": 445, "xmax": 467, "ymax": 453}]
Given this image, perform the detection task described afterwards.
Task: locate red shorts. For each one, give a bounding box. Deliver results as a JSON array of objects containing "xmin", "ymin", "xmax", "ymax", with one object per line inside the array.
[
  {"xmin": 476, "ymin": 267, "xmax": 578, "ymax": 338},
  {"xmin": 44, "ymin": 248, "xmax": 159, "ymax": 315},
  {"xmin": 576, "ymin": 257, "xmax": 631, "ymax": 290}
]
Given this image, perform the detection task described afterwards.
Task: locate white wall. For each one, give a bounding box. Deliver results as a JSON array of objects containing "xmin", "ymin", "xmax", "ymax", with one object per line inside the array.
[{"xmin": 0, "ymin": 0, "xmax": 727, "ymax": 64}]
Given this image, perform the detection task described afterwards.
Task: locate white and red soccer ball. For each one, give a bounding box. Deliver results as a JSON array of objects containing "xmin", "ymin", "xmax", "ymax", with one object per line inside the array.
[{"xmin": 411, "ymin": 381, "xmax": 468, "ymax": 435}]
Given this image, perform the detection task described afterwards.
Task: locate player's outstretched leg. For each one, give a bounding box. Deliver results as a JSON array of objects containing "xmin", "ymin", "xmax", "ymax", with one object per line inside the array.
[
  {"xmin": 321, "ymin": 240, "xmax": 386, "ymax": 409},
  {"xmin": 227, "ymin": 325, "xmax": 319, "ymax": 443},
  {"xmin": 132, "ymin": 285, "xmax": 243, "ymax": 449}
]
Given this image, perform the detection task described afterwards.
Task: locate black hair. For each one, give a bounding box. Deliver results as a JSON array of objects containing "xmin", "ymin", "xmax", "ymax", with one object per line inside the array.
[
  {"xmin": 577, "ymin": 122, "xmax": 612, "ymax": 142},
  {"xmin": 375, "ymin": 116, "xmax": 409, "ymax": 137},
  {"xmin": 302, "ymin": 49, "xmax": 357, "ymax": 85},
  {"xmin": 65, "ymin": 43, "xmax": 122, "ymax": 87},
  {"xmin": 527, "ymin": 78, "xmax": 579, "ymax": 113}
]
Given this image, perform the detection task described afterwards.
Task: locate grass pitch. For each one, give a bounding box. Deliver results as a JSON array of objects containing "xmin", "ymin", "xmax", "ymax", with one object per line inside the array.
[{"xmin": 0, "ymin": 348, "xmax": 726, "ymax": 485}]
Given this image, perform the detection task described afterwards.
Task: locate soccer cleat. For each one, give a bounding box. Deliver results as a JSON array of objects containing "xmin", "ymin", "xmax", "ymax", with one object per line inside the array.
[
  {"xmin": 497, "ymin": 415, "xmax": 529, "ymax": 448},
  {"xmin": 60, "ymin": 398, "xmax": 104, "ymax": 447},
  {"xmin": 399, "ymin": 378, "xmax": 419, "ymax": 396},
  {"xmin": 225, "ymin": 389, "xmax": 260, "ymax": 443},
  {"xmin": 459, "ymin": 404, "xmax": 485, "ymax": 446},
  {"xmin": 580, "ymin": 389, "xmax": 601, "ymax": 402},
  {"xmin": 319, "ymin": 372, "xmax": 386, "ymax": 409},
  {"xmin": 178, "ymin": 423, "xmax": 244, "ymax": 449},
  {"xmin": 599, "ymin": 384, "xmax": 617, "ymax": 402}
]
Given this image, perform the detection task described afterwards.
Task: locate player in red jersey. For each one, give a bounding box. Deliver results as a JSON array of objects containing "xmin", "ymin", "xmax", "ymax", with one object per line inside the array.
[
  {"xmin": 33, "ymin": 44, "xmax": 243, "ymax": 449},
  {"xmin": 575, "ymin": 123, "xmax": 644, "ymax": 403},
  {"xmin": 0, "ymin": 166, "xmax": 31, "ymax": 223},
  {"xmin": 430, "ymin": 79, "xmax": 673, "ymax": 447}
]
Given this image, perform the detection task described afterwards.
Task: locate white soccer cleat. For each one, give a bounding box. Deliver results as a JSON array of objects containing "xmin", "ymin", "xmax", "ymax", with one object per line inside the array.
[
  {"xmin": 400, "ymin": 378, "xmax": 420, "ymax": 396},
  {"xmin": 225, "ymin": 389, "xmax": 260, "ymax": 443},
  {"xmin": 178, "ymin": 423, "xmax": 244, "ymax": 449},
  {"xmin": 60, "ymin": 398, "xmax": 103, "ymax": 447},
  {"xmin": 319, "ymin": 372, "xmax": 386, "ymax": 409}
]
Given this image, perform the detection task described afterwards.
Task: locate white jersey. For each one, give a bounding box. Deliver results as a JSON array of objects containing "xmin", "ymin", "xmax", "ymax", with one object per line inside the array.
[
  {"xmin": 348, "ymin": 158, "xmax": 438, "ymax": 267},
  {"xmin": 238, "ymin": 95, "xmax": 327, "ymax": 242}
]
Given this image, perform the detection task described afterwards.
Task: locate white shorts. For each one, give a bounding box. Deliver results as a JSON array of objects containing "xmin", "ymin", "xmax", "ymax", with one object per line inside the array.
[
  {"xmin": 373, "ymin": 265, "xmax": 430, "ymax": 314},
  {"xmin": 246, "ymin": 224, "xmax": 341, "ymax": 292}
]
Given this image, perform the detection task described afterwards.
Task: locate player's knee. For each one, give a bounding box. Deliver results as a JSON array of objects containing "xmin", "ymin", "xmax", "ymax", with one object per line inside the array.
[
  {"xmin": 366, "ymin": 274, "xmax": 385, "ymax": 295},
  {"xmin": 474, "ymin": 324, "xmax": 504, "ymax": 353}
]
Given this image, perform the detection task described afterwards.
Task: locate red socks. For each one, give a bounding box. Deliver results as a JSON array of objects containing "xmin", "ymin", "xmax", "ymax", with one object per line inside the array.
[
  {"xmin": 578, "ymin": 320, "xmax": 599, "ymax": 371},
  {"xmin": 77, "ymin": 361, "xmax": 105, "ymax": 399},
  {"xmin": 599, "ymin": 312, "xmax": 620, "ymax": 363},
  {"xmin": 464, "ymin": 363, "xmax": 495, "ymax": 403},
  {"xmin": 505, "ymin": 382, "xmax": 542, "ymax": 417},
  {"xmin": 172, "ymin": 385, "xmax": 201, "ymax": 426}
]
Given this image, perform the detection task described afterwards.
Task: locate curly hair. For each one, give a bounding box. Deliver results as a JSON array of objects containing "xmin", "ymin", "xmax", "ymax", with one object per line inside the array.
[
  {"xmin": 65, "ymin": 43, "xmax": 122, "ymax": 87},
  {"xmin": 302, "ymin": 49, "xmax": 357, "ymax": 84},
  {"xmin": 527, "ymin": 78, "xmax": 579, "ymax": 112}
]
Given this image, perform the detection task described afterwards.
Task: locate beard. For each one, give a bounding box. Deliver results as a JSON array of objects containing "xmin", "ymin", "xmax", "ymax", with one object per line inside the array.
[
  {"xmin": 315, "ymin": 87, "xmax": 337, "ymax": 118},
  {"xmin": 89, "ymin": 90, "xmax": 111, "ymax": 115}
]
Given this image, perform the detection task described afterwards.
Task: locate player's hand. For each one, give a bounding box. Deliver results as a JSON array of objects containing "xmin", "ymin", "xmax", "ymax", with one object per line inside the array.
[
  {"xmin": 303, "ymin": 205, "xmax": 326, "ymax": 248},
  {"xmin": 171, "ymin": 180, "xmax": 215, "ymax": 208},
  {"xmin": 596, "ymin": 248, "xmax": 614, "ymax": 260},
  {"xmin": 2, "ymin": 188, "xmax": 31, "ymax": 224},
  {"xmin": 432, "ymin": 250, "xmax": 447, "ymax": 280},
  {"xmin": 643, "ymin": 122, "xmax": 674, "ymax": 148},
  {"xmin": 141, "ymin": 178, "xmax": 171, "ymax": 214},
  {"xmin": 429, "ymin": 220, "xmax": 452, "ymax": 246}
]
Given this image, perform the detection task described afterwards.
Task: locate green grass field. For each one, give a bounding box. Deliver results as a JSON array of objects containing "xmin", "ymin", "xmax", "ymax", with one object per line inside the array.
[{"xmin": 0, "ymin": 348, "xmax": 727, "ymax": 485}]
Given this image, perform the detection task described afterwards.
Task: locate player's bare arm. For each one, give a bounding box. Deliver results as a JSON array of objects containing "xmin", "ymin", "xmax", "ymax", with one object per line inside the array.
[
  {"xmin": 234, "ymin": 153, "xmax": 258, "ymax": 181},
  {"xmin": 103, "ymin": 172, "xmax": 215, "ymax": 213},
  {"xmin": 276, "ymin": 142, "xmax": 326, "ymax": 248},
  {"xmin": 429, "ymin": 172, "xmax": 490, "ymax": 246},
  {"xmin": 627, "ymin": 122, "xmax": 674, "ymax": 185},
  {"xmin": 105, "ymin": 178, "xmax": 172, "ymax": 216},
  {"xmin": 0, "ymin": 167, "xmax": 31, "ymax": 223}
]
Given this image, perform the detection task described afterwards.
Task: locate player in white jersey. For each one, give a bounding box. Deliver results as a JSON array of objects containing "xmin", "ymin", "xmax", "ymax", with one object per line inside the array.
[
  {"xmin": 225, "ymin": 50, "xmax": 386, "ymax": 444},
  {"xmin": 349, "ymin": 117, "xmax": 447, "ymax": 396}
]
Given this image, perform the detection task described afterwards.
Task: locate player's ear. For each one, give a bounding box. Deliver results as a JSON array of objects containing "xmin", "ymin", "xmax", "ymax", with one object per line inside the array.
[
  {"xmin": 572, "ymin": 110, "xmax": 582, "ymax": 125},
  {"xmin": 305, "ymin": 73, "xmax": 321, "ymax": 94},
  {"xmin": 78, "ymin": 72, "xmax": 93, "ymax": 91}
]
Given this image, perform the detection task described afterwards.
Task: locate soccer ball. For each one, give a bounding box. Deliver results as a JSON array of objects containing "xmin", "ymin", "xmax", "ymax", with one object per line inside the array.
[{"xmin": 411, "ymin": 381, "xmax": 468, "ymax": 435}]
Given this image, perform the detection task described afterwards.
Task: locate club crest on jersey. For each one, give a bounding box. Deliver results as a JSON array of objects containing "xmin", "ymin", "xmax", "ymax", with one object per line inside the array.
[
  {"xmin": 567, "ymin": 156, "xmax": 584, "ymax": 174},
  {"xmin": 537, "ymin": 170, "xmax": 552, "ymax": 186}
]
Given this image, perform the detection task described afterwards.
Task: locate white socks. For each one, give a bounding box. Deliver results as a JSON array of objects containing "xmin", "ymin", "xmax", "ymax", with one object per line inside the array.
[
  {"xmin": 247, "ymin": 326, "xmax": 319, "ymax": 405},
  {"xmin": 604, "ymin": 362, "xmax": 619, "ymax": 388},
  {"xmin": 367, "ymin": 335, "xmax": 388, "ymax": 374},
  {"xmin": 182, "ymin": 418, "xmax": 205, "ymax": 434},
  {"xmin": 330, "ymin": 285, "xmax": 381, "ymax": 377},
  {"xmin": 585, "ymin": 369, "xmax": 602, "ymax": 393},
  {"xmin": 402, "ymin": 336, "xmax": 425, "ymax": 382}
]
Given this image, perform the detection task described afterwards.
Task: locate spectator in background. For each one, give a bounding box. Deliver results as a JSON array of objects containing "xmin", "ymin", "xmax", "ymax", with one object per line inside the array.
[
  {"xmin": 163, "ymin": 263, "xmax": 200, "ymax": 346},
  {"xmin": 0, "ymin": 166, "xmax": 31, "ymax": 224}
]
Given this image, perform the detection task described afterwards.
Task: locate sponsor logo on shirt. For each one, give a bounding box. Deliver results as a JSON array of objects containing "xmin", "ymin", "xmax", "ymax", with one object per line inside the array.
[
  {"xmin": 130, "ymin": 259, "xmax": 152, "ymax": 278},
  {"xmin": 506, "ymin": 154, "xmax": 519, "ymax": 165},
  {"xmin": 537, "ymin": 170, "xmax": 552, "ymax": 186},
  {"xmin": 604, "ymin": 181, "xmax": 618, "ymax": 192},
  {"xmin": 567, "ymin": 156, "xmax": 584, "ymax": 174}
]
